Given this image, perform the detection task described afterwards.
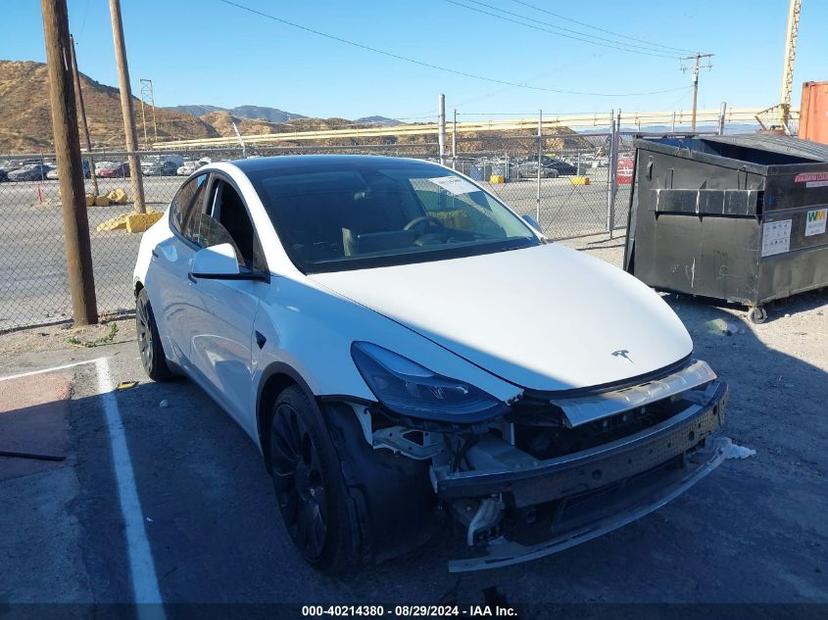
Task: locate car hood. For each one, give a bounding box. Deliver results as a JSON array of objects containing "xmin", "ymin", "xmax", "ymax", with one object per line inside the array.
[{"xmin": 309, "ymin": 244, "xmax": 693, "ymax": 392}]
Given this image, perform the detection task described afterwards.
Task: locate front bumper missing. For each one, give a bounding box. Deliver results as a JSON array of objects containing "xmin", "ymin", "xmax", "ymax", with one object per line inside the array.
[
  {"xmin": 433, "ymin": 380, "xmax": 730, "ymax": 572},
  {"xmin": 448, "ymin": 436, "xmax": 732, "ymax": 572}
]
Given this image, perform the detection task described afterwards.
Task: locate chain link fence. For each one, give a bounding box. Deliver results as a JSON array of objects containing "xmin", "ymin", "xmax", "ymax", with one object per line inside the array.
[
  {"xmin": 0, "ymin": 131, "xmax": 641, "ymax": 331},
  {"xmin": 452, "ymin": 131, "xmax": 621, "ymax": 240}
]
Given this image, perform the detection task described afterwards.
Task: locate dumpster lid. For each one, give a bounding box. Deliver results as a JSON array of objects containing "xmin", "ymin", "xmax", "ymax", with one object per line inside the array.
[{"xmin": 697, "ymin": 134, "xmax": 828, "ymax": 162}]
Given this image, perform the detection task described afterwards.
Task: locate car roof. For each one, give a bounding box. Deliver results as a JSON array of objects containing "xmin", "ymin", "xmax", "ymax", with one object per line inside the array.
[{"xmin": 230, "ymin": 154, "xmax": 441, "ymax": 175}]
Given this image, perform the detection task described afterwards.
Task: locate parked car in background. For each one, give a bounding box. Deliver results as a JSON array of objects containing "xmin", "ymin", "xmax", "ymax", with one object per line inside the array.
[
  {"xmin": 46, "ymin": 160, "xmax": 91, "ymax": 180},
  {"xmin": 98, "ymin": 162, "xmax": 130, "ymax": 178},
  {"xmin": 541, "ymin": 156, "xmax": 578, "ymax": 175},
  {"xmin": 142, "ymin": 160, "xmax": 180, "ymax": 177},
  {"xmin": 7, "ymin": 163, "xmax": 54, "ymax": 182},
  {"xmin": 133, "ymin": 155, "xmax": 730, "ymax": 573},
  {"xmin": 95, "ymin": 160, "xmax": 117, "ymax": 173},
  {"xmin": 177, "ymin": 160, "xmax": 207, "ymax": 176},
  {"xmin": 516, "ymin": 160, "xmax": 560, "ymax": 179},
  {"xmin": 0, "ymin": 169, "xmax": 8, "ymax": 183}
]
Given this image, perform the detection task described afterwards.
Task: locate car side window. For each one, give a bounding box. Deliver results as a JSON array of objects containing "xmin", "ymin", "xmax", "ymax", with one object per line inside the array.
[
  {"xmin": 204, "ymin": 178, "xmax": 267, "ymax": 271},
  {"xmin": 170, "ymin": 174, "xmax": 208, "ymax": 241}
]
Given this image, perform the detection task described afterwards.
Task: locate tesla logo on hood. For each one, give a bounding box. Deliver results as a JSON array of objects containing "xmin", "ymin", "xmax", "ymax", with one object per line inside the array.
[{"xmin": 611, "ymin": 349, "xmax": 634, "ymax": 364}]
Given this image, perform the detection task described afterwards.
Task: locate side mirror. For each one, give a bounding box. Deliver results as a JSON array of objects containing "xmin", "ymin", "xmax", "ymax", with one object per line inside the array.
[
  {"xmin": 191, "ymin": 243, "xmax": 240, "ymax": 278},
  {"xmin": 189, "ymin": 243, "xmax": 270, "ymax": 282}
]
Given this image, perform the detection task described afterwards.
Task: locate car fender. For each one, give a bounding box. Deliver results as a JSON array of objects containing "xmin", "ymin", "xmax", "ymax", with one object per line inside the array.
[{"xmin": 248, "ymin": 275, "xmax": 523, "ymax": 450}]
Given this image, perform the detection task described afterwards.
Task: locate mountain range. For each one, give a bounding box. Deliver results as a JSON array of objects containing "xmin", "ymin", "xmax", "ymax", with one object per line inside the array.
[
  {"xmin": 167, "ymin": 104, "xmax": 306, "ymax": 124},
  {"xmin": 0, "ymin": 60, "xmax": 400, "ymax": 152},
  {"xmin": 0, "ymin": 59, "xmax": 586, "ymax": 156}
]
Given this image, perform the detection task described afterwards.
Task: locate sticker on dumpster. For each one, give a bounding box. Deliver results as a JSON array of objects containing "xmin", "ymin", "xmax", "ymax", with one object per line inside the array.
[
  {"xmin": 761, "ymin": 219, "xmax": 792, "ymax": 257},
  {"xmin": 805, "ymin": 208, "xmax": 827, "ymax": 237},
  {"xmin": 428, "ymin": 176, "xmax": 479, "ymax": 195},
  {"xmin": 793, "ymin": 172, "xmax": 828, "ymax": 188}
]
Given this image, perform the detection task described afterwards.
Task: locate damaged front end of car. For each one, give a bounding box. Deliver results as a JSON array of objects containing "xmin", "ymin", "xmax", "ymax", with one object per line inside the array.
[{"xmin": 345, "ymin": 350, "xmax": 730, "ymax": 572}]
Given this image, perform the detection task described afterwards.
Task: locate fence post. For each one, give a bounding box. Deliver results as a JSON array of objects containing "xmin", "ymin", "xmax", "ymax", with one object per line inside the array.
[
  {"xmin": 606, "ymin": 110, "xmax": 620, "ymax": 238},
  {"xmin": 536, "ymin": 109, "xmax": 542, "ymax": 226},
  {"xmin": 718, "ymin": 101, "xmax": 727, "ymax": 135}
]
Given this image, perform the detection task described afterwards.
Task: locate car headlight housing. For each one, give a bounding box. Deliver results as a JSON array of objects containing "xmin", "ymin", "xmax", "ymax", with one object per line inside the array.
[{"xmin": 351, "ymin": 342, "xmax": 505, "ymax": 423}]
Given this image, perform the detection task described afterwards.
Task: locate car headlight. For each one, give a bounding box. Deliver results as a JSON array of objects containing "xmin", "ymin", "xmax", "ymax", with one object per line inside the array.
[{"xmin": 351, "ymin": 342, "xmax": 505, "ymax": 423}]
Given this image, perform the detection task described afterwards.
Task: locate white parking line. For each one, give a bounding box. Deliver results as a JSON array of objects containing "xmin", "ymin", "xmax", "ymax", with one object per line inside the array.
[
  {"xmin": 0, "ymin": 358, "xmax": 104, "ymax": 382},
  {"xmin": 1, "ymin": 356, "xmax": 164, "ymax": 612},
  {"xmin": 95, "ymin": 357, "xmax": 165, "ymax": 616}
]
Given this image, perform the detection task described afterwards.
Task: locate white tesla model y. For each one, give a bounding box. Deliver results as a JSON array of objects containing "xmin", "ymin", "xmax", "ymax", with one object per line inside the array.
[{"xmin": 133, "ymin": 155, "xmax": 729, "ymax": 573}]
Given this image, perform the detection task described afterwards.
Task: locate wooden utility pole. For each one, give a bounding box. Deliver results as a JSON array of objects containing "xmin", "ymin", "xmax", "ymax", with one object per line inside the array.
[
  {"xmin": 69, "ymin": 34, "xmax": 99, "ymax": 197},
  {"xmin": 683, "ymin": 52, "xmax": 714, "ymax": 132},
  {"xmin": 41, "ymin": 0, "xmax": 98, "ymax": 325},
  {"xmin": 108, "ymin": 0, "xmax": 146, "ymax": 213}
]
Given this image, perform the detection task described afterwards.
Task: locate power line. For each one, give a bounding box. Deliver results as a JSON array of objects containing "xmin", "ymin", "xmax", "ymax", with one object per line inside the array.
[
  {"xmin": 215, "ymin": 0, "xmax": 689, "ymax": 97},
  {"xmin": 508, "ymin": 0, "xmax": 695, "ymax": 55},
  {"xmin": 448, "ymin": 0, "xmax": 681, "ymax": 58}
]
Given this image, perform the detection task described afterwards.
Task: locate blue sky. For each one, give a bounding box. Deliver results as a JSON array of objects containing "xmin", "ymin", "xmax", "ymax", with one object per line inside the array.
[{"xmin": 1, "ymin": 0, "xmax": 825, "ymax": 120}]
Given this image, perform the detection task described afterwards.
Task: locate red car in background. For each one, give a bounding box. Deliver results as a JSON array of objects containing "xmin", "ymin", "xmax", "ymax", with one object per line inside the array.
[{"xmin": 98, "ymin": 162, "xmax": 130, "ymax": 178}]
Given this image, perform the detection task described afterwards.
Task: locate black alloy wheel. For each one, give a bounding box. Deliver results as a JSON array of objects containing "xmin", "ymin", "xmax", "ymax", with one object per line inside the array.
[{"xmin": 269, "ymin": 398, "xmax": 329, "ymax": 562}]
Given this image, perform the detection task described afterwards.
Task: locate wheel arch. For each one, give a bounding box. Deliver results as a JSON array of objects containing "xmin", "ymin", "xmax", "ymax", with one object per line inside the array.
[{"xmin": 256, "ymin": 362, "xmax": 322, "ymax": 472}]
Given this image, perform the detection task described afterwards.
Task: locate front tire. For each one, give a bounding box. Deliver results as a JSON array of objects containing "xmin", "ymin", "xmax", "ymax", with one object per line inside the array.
[
  {"xmin": 267, "ymin": 388, "xmax": 439, "ymax": 573},
  {"xmin": 136, "ymin": 288, "xmax": 173, "ymax": 382},
  {"xmin": 268, "ymin": 386, "xmax": 360, "ymax": 573}
]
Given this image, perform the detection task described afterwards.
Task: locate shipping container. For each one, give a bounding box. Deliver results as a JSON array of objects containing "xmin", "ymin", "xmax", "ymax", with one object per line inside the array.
[{"xmin": 798, "ymin": 81, "xmax": 828, "ymax": 145}]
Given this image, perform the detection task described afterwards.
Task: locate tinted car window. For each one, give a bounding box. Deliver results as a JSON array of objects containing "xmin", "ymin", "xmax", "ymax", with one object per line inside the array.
[
  {"xmin": 170, "ymin": 173, "xmax": 208, "ymax": 241},
  {"xmin": 205, "ymin": 179, "xmax": 267, "ymax": 270},
  {"xmin": 249, "ymin": 161, "xmax": 537, "ymax": 273}
]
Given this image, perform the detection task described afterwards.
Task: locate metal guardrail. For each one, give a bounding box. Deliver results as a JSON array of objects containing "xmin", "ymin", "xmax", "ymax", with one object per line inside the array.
[{"xmin": 149, "ymin": 107, "xmax": 799, "ymax": 150}]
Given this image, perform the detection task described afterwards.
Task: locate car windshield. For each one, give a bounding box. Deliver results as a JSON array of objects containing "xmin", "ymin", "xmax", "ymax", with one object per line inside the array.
[{"xmin": 248, "ymin": 159, "xmax": 539, "ymax": 273}]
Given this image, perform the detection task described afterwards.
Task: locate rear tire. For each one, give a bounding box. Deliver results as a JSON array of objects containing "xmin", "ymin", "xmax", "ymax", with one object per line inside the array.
[{"xmin": 136, "ymin": 288, "xmax": 173, "ymax": 382}]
